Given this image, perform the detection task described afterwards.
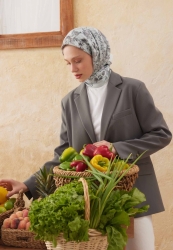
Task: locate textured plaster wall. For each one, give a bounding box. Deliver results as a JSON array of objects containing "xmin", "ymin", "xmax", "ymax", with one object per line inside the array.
[{"xmin": 0, "ymin": 0, "xmax": 173, "ymax": 249}]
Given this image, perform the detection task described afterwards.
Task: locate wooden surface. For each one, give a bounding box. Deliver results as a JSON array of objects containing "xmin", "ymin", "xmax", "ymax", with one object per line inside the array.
[
  {"xmin": 124, "ymin": 217, "xmax": 134, "ymax": 250},
  {"xmin": 0, "ymin": 218, "xmax": 134, "ymax": 249},
  {"xmin": 126, "ymin": 217, "xmax": 134, "ymax": 238}
]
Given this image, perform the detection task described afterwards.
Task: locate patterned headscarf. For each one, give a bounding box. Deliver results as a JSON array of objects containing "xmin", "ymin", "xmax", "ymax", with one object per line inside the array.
[{"xmin": 61, "ymin": 27, "xmax": 112, "ymax": 87}]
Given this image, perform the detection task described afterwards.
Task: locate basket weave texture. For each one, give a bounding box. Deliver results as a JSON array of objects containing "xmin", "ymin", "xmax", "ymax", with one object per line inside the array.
[
  {"xmin": 1, "ymin": 191, "xmax": 46, "ymax": 249},
  {"xmin": 0, "ymin": 190, "xmax": 25, "ymax": 238},
  {"xmin": 45, "ymin": 231, "xmax": 107, "ymax": 250},
  {"xmin": 45, "ymin": 178, "xmax": 108, "ymax": 250},
  {"xmin": 53, "ymin": 164, "xmax": 139, "ymax": 191},
  {"xmin": 1, "ymin": 228, "xmax": 46, "ymax": 249}
]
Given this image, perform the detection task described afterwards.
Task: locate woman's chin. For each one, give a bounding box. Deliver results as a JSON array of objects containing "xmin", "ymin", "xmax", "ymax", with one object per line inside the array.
[{"xmin": 76, "ymin": 78, "xmax": 85, "ymax": 83}]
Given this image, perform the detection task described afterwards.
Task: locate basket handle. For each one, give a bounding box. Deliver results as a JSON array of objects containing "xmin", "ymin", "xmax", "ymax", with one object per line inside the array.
[
  {"xmin": 14, "ymin": 189, "xmax": 25, "ymax": 210},
  {"xmin": 78, "ymin": 178, "xmax": 90, "ymax": 221}
]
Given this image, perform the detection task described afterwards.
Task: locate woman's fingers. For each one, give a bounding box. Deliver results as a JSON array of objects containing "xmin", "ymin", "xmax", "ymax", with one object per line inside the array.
[
  {"xmin": 94, "ymin": 140, "xmax": 111, "ymax": 147},
  {"xmin": 0, "ymin": 179, "xmax": 13, "ymax": 191},
  {"xmin": 93, "ymin": 141, "xmax": 116, "ymax": 154},
  {"xmin": 7, "ymin": 190, "xmax": 17, "ymax": 198},
  {"xmin": 0, "ymin": 179, "xmax": 28, "ymax": 197},
  {"xmin": 7, "ymin": 183, "xmax": 28, "ymax": 197},
  {"xmin": 0, "ymin": 178, "xmax": 13, "ymax": 184}
]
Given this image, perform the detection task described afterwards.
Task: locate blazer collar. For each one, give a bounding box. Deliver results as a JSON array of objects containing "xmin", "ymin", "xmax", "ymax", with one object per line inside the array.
[
  {"xmin": 74, "ymin": 71, "xmax": 122, "ymax": 142},
  {"xmin": 100, "ymin": 71, "xmax": 122, "ymax": 139},
  {"xmin": 74, "ymin": 83, "xmax": 97, "ymax": 142}
]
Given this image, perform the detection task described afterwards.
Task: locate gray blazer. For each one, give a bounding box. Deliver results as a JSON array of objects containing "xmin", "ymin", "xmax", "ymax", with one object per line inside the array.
[{"xmin": 24, "ymin": 71, "xmax": 172, "ymax": 217}]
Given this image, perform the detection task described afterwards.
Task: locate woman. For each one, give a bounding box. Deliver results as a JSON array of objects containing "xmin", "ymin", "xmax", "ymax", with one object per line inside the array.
[{"xmin": 0, "ymin": 27, "xmax": 172, "ymax": 250}]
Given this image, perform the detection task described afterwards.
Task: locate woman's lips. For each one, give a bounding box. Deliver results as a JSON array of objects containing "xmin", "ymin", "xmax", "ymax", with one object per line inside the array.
[{"xmin": 75, "ymin": 74, "xmax": 82, "ymax": 79}]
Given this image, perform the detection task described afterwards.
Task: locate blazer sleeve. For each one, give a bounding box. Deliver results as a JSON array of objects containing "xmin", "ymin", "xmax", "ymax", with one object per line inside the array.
[
  {"xmin": 114, "ymin": 81, "xmax": 172, "ymax": 160},
  {"xmin": 24, "ymin": 101, "xmax": 69, "ymax": 200}
]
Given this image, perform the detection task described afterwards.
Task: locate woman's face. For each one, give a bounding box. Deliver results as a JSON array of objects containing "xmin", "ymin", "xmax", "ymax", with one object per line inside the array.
[{"xmin": 63, "ymin": 45, "xmax": 93, "ymax": 82}]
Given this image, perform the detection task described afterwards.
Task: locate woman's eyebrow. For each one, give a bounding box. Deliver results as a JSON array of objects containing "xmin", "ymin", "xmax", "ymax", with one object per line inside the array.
[{"xmin": 64, "ymin": 55, "xmax": 81, "ymax": 61}]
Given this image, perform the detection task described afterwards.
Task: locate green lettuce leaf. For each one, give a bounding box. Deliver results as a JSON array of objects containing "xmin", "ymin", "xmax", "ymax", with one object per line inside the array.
[{"xmin": 106, "ymin": 226, "xmax": 126, "ymax": 250}]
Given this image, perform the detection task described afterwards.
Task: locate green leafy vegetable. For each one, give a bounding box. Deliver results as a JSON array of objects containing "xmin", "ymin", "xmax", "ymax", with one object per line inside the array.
[
  {"xmin": 96, "ymin": 188, "xmax": 149, "ymax": 250},
  {"xmin": 29, "ymin": 181, "xmax": 94, "ymax": 246},
  {"xmin": 29, "ymin": 151, "xmax": 149, "ymax": 250},
  {"xmin": 80, "ymin": 152, "xmax": 149, "ymax": 250},
  {"xmin": 106, "ymin": 226, "xmax": 127, "ymax": 250}
]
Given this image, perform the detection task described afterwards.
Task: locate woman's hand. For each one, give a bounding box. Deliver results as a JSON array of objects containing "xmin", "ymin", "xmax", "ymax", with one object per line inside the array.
[
  {"xmin": 0, "ymin": 179, "xmax": 28, "ymax": 198},
  {"xmin": 93, "ymin": 140, "xmax": 116, "ymax": 154}
]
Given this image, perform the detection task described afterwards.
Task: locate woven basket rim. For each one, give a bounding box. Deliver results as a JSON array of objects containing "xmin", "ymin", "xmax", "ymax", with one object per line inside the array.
[
  {"xmin": 53, "ymin": 164, "xmax": 139, "ymax": 177},
  {"xmin": 53, "ymin": 166, "xmax": 92, "ymax": 176},
  {"xmin": 0, "ymin": 208, "xmax": 14, "ymax": 217},
  {"xmin": 1, "ymin": 227, "xmax": 35, "ymax": 234},
  {"xmin": 44, "ymin": 228, "xmax": 104, "ymax": 239}
]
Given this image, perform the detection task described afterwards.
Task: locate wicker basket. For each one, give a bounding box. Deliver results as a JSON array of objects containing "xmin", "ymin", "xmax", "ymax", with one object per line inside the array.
[
  {"xmin": 1, "ymin": 227, "xmax": 46, "ymax": 249},
  {"xmin": 1, "ymin": 196, "xmax": 46, "ymax": 249},
  {"xmin": 0, "ymin": 190, "xmax": 25, "ymax": 238},
  {"xmin": 45, "ymin": 178, "xmax": 108, "ymax": 250},
  {"xmin": 53, "ymin": 164, "xmax": 139, "ymax": 191},
  {"xmin": 45, "ymin": 230, "xmax": 107, "ymax": 250}
]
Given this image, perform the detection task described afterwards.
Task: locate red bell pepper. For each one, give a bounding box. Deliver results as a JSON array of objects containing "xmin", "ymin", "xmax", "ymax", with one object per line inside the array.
[
  {"xmin": 70, "ymin": 160, "xmax": 88, "ymax": 172},
  {"xmin": 82, "ymin": 144, "xmax": 97, "ymax": 158},
  {"xmin": 93, "ymin": 145, "xmax": 116, "ymax": 160}
]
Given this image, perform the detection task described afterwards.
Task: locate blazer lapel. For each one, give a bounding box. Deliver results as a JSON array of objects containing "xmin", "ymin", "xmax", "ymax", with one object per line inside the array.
[
  {"xmin": 100, "ymin": 72, "xmax": 122, "ymax": 140},
  {"xmin": 74, "ymin": 83, "xmax": 97, "ymax": 142}
]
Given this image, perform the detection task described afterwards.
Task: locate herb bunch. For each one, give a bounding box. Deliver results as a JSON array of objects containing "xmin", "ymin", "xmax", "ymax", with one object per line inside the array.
[{"xmin": 81, "ymin": 152, "xmax": 149, "ymax": 250}]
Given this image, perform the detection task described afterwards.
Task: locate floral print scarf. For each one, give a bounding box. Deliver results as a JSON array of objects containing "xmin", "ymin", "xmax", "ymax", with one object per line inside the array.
[{"xmin": 61, "ymin": 27, "xmax": 112, "ymax": 88}]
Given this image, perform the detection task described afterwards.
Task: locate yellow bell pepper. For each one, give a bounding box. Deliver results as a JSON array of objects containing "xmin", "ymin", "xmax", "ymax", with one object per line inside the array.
[
  {"xmin": 90, "ymin": 155, "xmax": 109, "ymax": 172},
  {"xmin": 113, "ymin": 160, "xmax": 129, "ymax": 170},
  {"xmin": 80, "ymin": 149, "xmax": 84, "ymax": 155}
]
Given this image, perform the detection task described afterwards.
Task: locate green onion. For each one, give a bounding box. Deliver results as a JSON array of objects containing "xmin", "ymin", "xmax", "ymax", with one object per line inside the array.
[{"xmin": 81, "ymin": 151, "xmax": 146, "ymax": 228}]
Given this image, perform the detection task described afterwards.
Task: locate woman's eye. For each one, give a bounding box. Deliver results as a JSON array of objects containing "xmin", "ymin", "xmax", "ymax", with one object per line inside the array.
[{"xmin": 66, "ymin": 59, "xmax": 81, "ymax": 65}]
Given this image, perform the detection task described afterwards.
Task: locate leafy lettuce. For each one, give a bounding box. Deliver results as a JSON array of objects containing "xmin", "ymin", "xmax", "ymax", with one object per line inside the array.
[{"xmin": 29, "ymin": 181, "xmax": 94, "ymax": 246}]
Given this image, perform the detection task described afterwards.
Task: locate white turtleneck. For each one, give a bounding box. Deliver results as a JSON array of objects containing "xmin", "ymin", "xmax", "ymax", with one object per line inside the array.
[{"xmin": 86, "ymin": 83, "xmax": 108, "ymax": 141}]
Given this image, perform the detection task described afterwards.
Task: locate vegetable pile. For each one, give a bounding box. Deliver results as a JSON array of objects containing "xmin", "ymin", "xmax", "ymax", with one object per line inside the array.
[
  {"xmin": 29, "ymin": 150, "xmax": 149, "ymax": 250},
  {"xmin": 58, "ymin": 144, "xmax": 129, "ymax": 172}
]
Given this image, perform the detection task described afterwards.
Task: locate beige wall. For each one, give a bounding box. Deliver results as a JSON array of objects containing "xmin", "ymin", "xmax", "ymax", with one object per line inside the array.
[{"xmin": 0, "ymin": 0, "xmax": 173, "ymax": 249}]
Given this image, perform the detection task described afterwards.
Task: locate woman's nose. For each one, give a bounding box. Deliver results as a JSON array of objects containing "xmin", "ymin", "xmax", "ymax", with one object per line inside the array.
[{"xmin": 71, "ymin": 63, "xmax": 78, "ymax": 72}]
